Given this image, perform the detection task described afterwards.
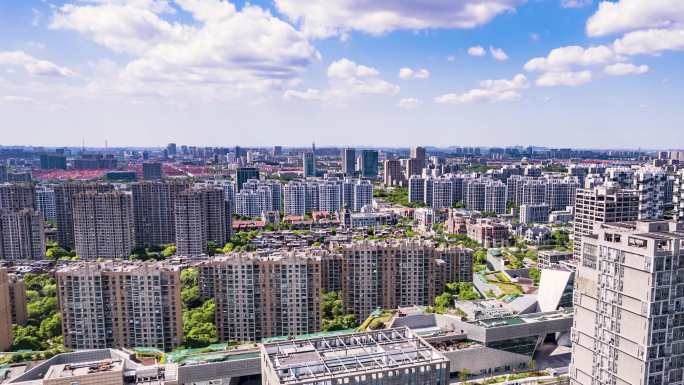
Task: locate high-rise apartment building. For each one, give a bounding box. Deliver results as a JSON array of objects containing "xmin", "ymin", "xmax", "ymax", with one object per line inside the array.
[
  {"xmin": 54, "ymin": 183, "xmax": 113, "ymax": 249},
  {"xmin": 341, "ymin": 148, "xmax": 356, "ymax": 176},
  {"xmin": 428, "ymin": 179, "xmax": 453, "ymax": 209},
  {"xmin": 341, "ymin": 239, "xmax": 472, "ymax": 321},
  {"xmin": 352, "ymin": 179, "xmax": 373, "ymax": 212},
  {"xmin": 410, "ymin": 146, "xmax": 427, "ymax": 168},
  {"xmin": 202, "ymin": 251, "xmax": 323, "ymax": 342},
  {"xmin": 383, "ymin": 159, "xmax": 402, "ymax": 186},
  {"xmin": 573, "ymin": 184, "xmax": 639, "ymax": 260},
  {"xmin": 632, "ymin": 167, "xmax": 669, "ymax": 220},
  {"xmin": 57, "ymin": 262, "xmax": 183, "ymax": 351},
  {"xmin": 0, "ymin": 269, "xmax": 13, "ymax": 351},
  {"xmin": 570, "ymin": 221, "xmax": 684, "ymax": 385},
  {"xmin": 359, "ymin": 150, "xmax": 378, "ymax": 178},
  {"xmin": 73, "ymin": 191, "xmax": 135, "ymax": 260},
  {"xmin": 0, "ymin": 183, "xmax": 36, "ymax": 211},
  {"xmin": 546, "ymin": 177, "xmax": 579, "ymax": 211},
  {"xmin": 8, "ymin": 274, "xmax": 27, "ymax": 326},
  {"xmin": 0, "ymin": 208, "xmax": 45, "ymax": 260},
  {"xmin": 284, "ymin": 181, "xmax": 307, "ymax": 216},
  {"xmin": 234, "ymin": 189, "xmax": 260, "ymax": 217},
  {"xmin": 318, "ymin": 179, "xmax": 342, "ymax": 213},
  {"xmin": 36, "ymin": 185, "xmax": 56, "ymax": 223},
  {"xmin": 303, "ymin": 152, "xmax": 316, "ymax": 178},
  {"xmin": 675, "ymin": 169, "xmax": 684, "ymax": 222},
  {"xmin": 142, "ymin": 162, "xmax": 163, "ymax": 180},
  {"xmin": 131, "ymin": 180, "xmax": 191, "ymax": 248},
  {"xmin": 408, "ymin": 176, "xmax": 425, "ymax": 204},
  {"xmin": 174, "ymin": 187, "xmax": 229, "ymax": 256}
]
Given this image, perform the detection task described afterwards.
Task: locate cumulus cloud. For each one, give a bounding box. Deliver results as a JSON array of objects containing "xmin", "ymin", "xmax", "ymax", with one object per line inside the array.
[
  {"xmin": 398, "ymin": 67, "xmax": 430, "ymax": 80},
  {"xmin": 274, "ymin": 0, "xmax": 526, "ymax": 38},
  {"xmin": 285, "ymin": 58, "xmax": 399, "ymax": 102},
  {"xmin": 0, "ymin": 51, "xmax": 74, "ymax": 77},
  {"xmin": 434, "ymin": 73, "xmax": 528, "ymax": 104},
  {"xmin": 49, "ymin": 0, "xmax": 319, "ymax": 98},
  {"xmin": 524, "ymin": 45, "xmax": 614, "ymax": 72},
  {"xmin": 613, "ymin": 28, "xmax": 684, "ymax": 55},
  {"xmin": 561, "ymin": 0, "xmax": 592, "ymax": 9},
  {"xmin": 536, "ymin": 70, "xmax": 592, "ymax": 86},
  {"xmin": 603, "ymin": 62, "xmax": 649, "ymax": 76},
  {"xmin": 397, "ymin": 98, "xmax": 422, "ymax": 109},
  {"xmin": 586, "ymin": 0, "xmax": 684, "ymax": 37},
  {"xmin": 490, "ymin": 46, "xmax": 509, "ymax": 60},
  {"xmin": 468, "ymin": 45, "xmax": 486, "ymax": 57}
]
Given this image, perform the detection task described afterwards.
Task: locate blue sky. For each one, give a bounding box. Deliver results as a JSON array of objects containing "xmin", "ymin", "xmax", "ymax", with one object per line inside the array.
[{"xmin": 0, "ymin": 0, "xmax": 682, "ymax": 149}]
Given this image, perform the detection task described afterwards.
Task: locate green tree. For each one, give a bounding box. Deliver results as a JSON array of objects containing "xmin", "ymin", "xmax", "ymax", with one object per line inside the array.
[{"xmin": 529, "ymin": 268, "xmax": 541, "ymax": 285}]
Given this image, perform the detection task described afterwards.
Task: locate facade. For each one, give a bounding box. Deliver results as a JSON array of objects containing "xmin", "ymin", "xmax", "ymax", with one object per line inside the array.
[
  {"xmin": 466, "ymin": 218, "xmax": 510, "ymax": 248},
  {"xmin": 411, "ymin": 146, "xmax": 427, "ymax": 167},
  {"xmin": 0, "ymin": 268, "xmax": 13, "ymax": 351},
  {"xmin": 429, "ymin": 179, "xmax": 453, "ymax": 209},
  {"xmin": 203, "ymin": 251, "xmax": 323, "ymax": 342},
  {"xmin": 359, "ymin": 149, "xmax": 378, "ymax": 178},
  {"xmin": 408, "ymin": 176, "xmax": 425, "ymax": 203},
  {"xmin": 0, "ymin": 208, "xmax": 45, "ymax": 260},
  {"xmin": 537, "ymin": 250, "xmax": 574, "ymax": 270},
  {"xmin": 8, "ymin": 274, "xmax": 28, "ymax": 325},
  {"xmin": 174, "ymin": 187, "xmax": 229, "ymax": 256},
  {"xmin": 340, "ymin": 239, "xmax": 473, "ymax": 321},
  {"xmin": 72, "ymin": 191, "xmax": 135, "ymax": 260},
  {"xmin": 676, "ymin": 170, "xmax": 684, "ymax": 222},
  {"xmin": 485, "ymin": 180, "xmax": 508, "ymax": 214},
  {"xmin": 352, "ymin": 179, "xmax": 373, "ymax": 212},
  {"xmin": 0, "ymin": 183, "xmax": 36, "ymax": 210},
  {"xmin": 519, "ymin": 203, "xmax": 550, "ymax": 224},
  {"xmin": 283, "ymin": 181, "xmax": 307, "ymax": 216},
  {"xmin": 318, "ymin": 179, "xmax": 342, "ymax": 213},
  {"xmin": 36, "ymin": 185, "xmax": 56, "ymax": 222},
  {"xmin": 54, "ymin": 183, "xmax": 114, "ymax": 249},
  {"xmin": 572, "ymin": 184, "xmax": 639, "ymax": 260},
  {"xmin": 235, "ymin": 189, "xmax": 260, "ymax": 217},
  {"xmin": 383, "ymin": 159, "xmax": 402, "ymax": 186},
  {"xmin": 341, "ymin": 147, "xmax": 356, "ymax": 176},
  {"xmin": 56, "ymin": 261, "xmax": 183, "ymax": 351},
  {"xmin": 632, "ymin": 167, "xmax": 669, "ymax": 220},
  {"xmin": 546, "ymin": 177, "xmax": 579, "ymax": 211},
  {"xmin": 131, "ymin": 181, "xmax": 190, "ymax": 248},
  {"xmin": 570, "ymin": 221, "xmax": 684, "ymax": 385},
  {"xmin": 142, "ymin": 162, "xmax": 163, "ymax": 180},
  {"xmin": 261, "ymin": 327, "xmax": 449, "ymax": 385}
]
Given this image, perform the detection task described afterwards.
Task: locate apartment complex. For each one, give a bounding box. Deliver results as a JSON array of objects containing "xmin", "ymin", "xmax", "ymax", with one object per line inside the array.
[
  {"xmin": 383, "ymin": 159, "xmax": 402, "ymax": 186},
  {"xmin": 0, "ymin": 208, "xmax": 45, "ymax": 260},
  {"xmin": 72, "ymin": 191, "xmax": 135, "ymax": 259},
  {"xmin": 570, "ymin": 221, "xmax": 684, "ymax": 385},
  {"xmin": 340, "ymin": 239, "xmax": 473, "ymax": 321},
  {"xmin": 174, "ymin": 187, "xmax": 229, "ymax": 256},
  {"xmin": 572, "ymin": 184, "xmax": 639, "ymax": 260},
  {"xmin": 35, "ymin": 185, "xmax": 56, "ymax": 222},
  {"xmin": 0, "ymin": 268, "xmax": 13, "ymax": 351},
  {"xmin": 54, "ymin": 183, "xmax": 113, "ymax": 249},
  {"xmin": 201, "ymin": 250, "xmax": 323, "ymax": 342},
  {"xmin": 57, "ymin": 261, "xmax": 183, "ymax": 351},
  {"xmin": 131, "ymin": 180, "xmax": 191, "ymax": 248}
]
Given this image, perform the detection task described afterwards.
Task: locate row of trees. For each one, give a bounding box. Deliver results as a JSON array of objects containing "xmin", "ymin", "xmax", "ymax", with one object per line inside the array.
[
  {"xmin": 432, "ymin": 282, "xmax": 480, "ymax": 314},
  {"xmin": 321, "ymin": 291, "xmax": 357, "ymax": 332},
  {"xmin": 180, "ymin": 268, "xmax": 218, "ymax": 348}
]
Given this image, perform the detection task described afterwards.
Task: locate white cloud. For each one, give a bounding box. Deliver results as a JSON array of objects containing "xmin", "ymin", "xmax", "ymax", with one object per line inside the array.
[
  {"xmin": 398, "ymin": 67, "xmax": 430, "ymax": 80},
  {"xmin": 489, "ymin": 46, "xmax": 509, "ymax": 60},
  {"xmin": 0, "ymin": 51, "xmax": 74, "ymax": 77},
  {"xmin": 587, "ymin": 0, "xmax": 684, "ymax": 37},
  {"xmin": 32, "ymin": 8, "xmax": 41, "ymax": 27},
  {"xmin": 274, "ymin": 0, "xmax": 526, "ymax": 38},
  {"xmin": 447, "ymin": 55, "xmax": 456, "ymax": 62},
  {"xmin": 536, "ymin": 70, "xmax": 592, "ymax": 86},
  {"xmin": 397, "ymin": 98, "xmax": 422, "ymax": 109},
  {"xmin": 603, "ymin": 62, "xmax": 649, "ymax": 76},
  {"xmin": 434, "ymin": 73, "xmax": 528, "ymax": 104},
  {"xmin": 468, "ymin": 45, "xmax": 486, "ymax": 57},
  {"xmin": 561, "ymin": 0, "xmax": 592, "ymax": 9},
  {"xmin": 613, "ymin": 28, "xmax": 684, "ymax": 55},
  {"xmin": 1, "ymin": 95, "xmax": 34, "ymax": 104},
  {"xmin": 50, "ymin": 1, "xmax": 319, "ymax": 98},
  {"xmin": 285, "ymin": 58, "xmax": 399, "ymax": 102},
  {"xmin": 524, "ymin": 45, "xmax": 614, "ymax": 72}
]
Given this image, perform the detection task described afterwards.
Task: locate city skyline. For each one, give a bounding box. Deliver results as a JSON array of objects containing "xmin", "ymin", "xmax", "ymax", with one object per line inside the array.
[{"xmin": 0, "ymin": 0, "xmax": 683, "ymax": 148}]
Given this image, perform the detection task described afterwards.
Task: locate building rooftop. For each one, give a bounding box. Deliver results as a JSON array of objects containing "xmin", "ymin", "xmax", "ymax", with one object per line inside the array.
[{"xmin": 44, "ymin": 359, "xmax": 123, "ymax": 380}]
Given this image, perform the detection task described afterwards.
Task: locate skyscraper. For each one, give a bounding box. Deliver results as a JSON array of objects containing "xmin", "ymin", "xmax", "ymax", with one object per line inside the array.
[
  {"xmin": 0, "ymin": 269, "xmax": 12, "ymax": 351},
  {"xmin": 303, "ymin": 152, "xmax": 316, "ymax": 178},
  {"xmin": 410, "ymin": 146, "xmax": 426, "ymax": 168},
  {"xmin": 235, "ymin": 167, "xmax": 259, "ymax": 192},
  {"xmin": 341, "ymin": 147, "xmax": 356, "ymax": 176},
  {"xmin": 174, "ymin": 187, "xmax": 229, "ymax": 256},
  {"xmin": 142, "ymin": 162, "xmax": 163, "ymax": 180},
  {"xmin": 359, "ymin": 149, "xmax": 378, "ymax": 178},
  {"xmin": 72, "ymin": 191, "xmax": 135, "ymax": 260},
  {"xmin": 383, "ymin": 159, "xmax": 402, "ymax": 186},
  {"xmin": 0, "ymin": 208, "xmax": 45, "ymax": 260},
  {"xmin": 57, "ymin": 261, "xmax": 183, "ymax": 351},
  {"xmin": 131, "ymin": 180, "xmax": 191, "ymax": 248},
  {"xmin": 54, "ymin": 183, "xmax": 114, "ymax": 249},
  {"xmin": 36, "ymin": 185, "xmax": 56, "ymax": 222},
  {"xmin": 570, "ymin": 221, "xmax": 684, "ymax": 385},
  {"xmin": 0, "ymin": 183, "xmax": 36, "ymax": 211}
]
